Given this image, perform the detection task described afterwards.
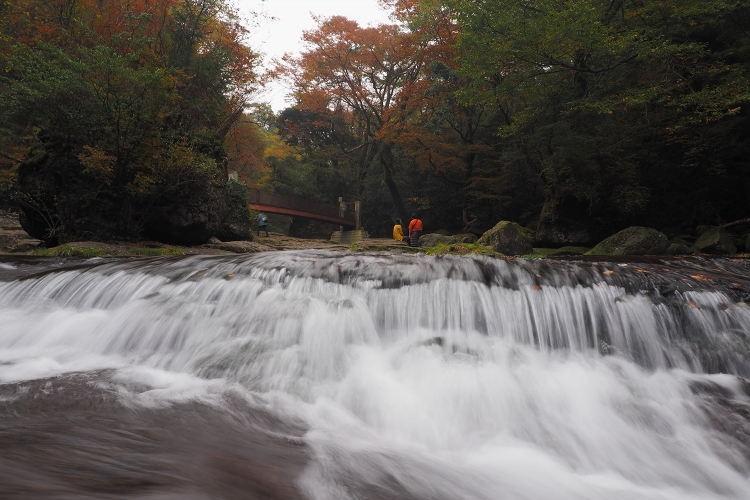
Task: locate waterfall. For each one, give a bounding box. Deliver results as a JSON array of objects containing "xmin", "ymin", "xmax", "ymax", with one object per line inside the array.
[{"xmin": 0, "ymin": 251, "xmax": 749, "ymax": 499}]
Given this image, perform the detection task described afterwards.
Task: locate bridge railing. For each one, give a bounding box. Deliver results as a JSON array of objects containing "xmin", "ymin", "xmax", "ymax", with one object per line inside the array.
[{"xmin": 247, "ymin": 189, "xmax": 356, "ymax": 223}]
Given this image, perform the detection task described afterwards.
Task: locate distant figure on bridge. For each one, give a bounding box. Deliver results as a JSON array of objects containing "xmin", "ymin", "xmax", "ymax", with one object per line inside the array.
[
  {"xmin": 393, "ymin": 218, "xmax": 404, "ymax": 242},
  {"xmin": 408, "ymin": 213, "xmax": 423, "ymax": 247},
  {"xmin": 257, "ymin": 212, "xmax": 269, "ymax": 237}
]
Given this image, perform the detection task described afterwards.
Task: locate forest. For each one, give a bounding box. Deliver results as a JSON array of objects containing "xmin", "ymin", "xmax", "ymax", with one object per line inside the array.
[{"xmin": 1, "ymin": 0, "xmax": 749, "ymax": 245}]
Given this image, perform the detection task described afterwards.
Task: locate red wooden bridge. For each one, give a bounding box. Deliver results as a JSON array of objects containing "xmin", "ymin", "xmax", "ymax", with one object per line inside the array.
[{"xmin": 247, "ymin": 189, "xmax": 357, "ymax": 228}]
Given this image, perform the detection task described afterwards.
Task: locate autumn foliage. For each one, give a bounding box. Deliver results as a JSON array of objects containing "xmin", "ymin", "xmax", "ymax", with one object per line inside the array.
[
  {"xmin": 1, "ymin": 0, "xmax": 749, "ymax": 242},
  {"xmin": 272, "ymin": 0, "xmax": 750, "ymax": 239},
  {"xmin": 0, "ymin": 0, "xmax": 259, "ymax": 242}
]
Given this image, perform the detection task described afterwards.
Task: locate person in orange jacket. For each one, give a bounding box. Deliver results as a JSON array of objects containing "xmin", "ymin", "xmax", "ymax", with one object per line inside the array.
[
  {"xmin": 408, "ymin": 213, "xmax": 423, "ymax": 247},
  {"xmin": 392, "ymin": 218, "xmax": 404, "ymax": 242}
]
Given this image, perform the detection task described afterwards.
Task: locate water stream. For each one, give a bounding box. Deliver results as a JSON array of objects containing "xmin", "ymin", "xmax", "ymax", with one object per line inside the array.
[{"xmin": 1, "ymin": 251, "xmax": 749, "ymax": 499}]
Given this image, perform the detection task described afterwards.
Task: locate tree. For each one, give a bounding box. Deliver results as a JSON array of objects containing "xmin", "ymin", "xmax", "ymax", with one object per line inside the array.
[
  {"xmin": 0, "ymin": 0, "xmax": 260, "ymax": 242},
  {"xmin": 277, "ymin": 15, "xmax": 428, "ymax": 222},
  {"xmin": 440, "ymin": 0, "xmax": 750, "ymax": 236}
]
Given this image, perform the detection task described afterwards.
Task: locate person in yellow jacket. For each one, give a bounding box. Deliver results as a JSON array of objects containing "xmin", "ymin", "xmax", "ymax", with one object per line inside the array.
[{"xmin": 392, "ymin": 218, "xmax": 404, "ymax": 241}]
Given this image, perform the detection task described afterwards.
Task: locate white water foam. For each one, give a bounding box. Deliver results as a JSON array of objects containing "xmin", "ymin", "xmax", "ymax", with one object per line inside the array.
[{"xmin": 0, "ymin": 253, "xmax": 748, "ymax": 498}]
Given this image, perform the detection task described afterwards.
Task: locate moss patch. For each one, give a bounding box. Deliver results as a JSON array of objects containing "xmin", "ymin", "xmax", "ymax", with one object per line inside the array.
[
  {"xmin": 33, "ymin": 245, "xmax": 110, "ymax": 258},
  {"xmin": 130, "ymin": 247, "xmax": 186, "ymax": 256},
  {"xmin": 33, "ymin": 244, "xmax": 185, "ymax": 258},
  {"xmin": 425, "ymin": 243, "xmax": 503, "ymax": 257}
]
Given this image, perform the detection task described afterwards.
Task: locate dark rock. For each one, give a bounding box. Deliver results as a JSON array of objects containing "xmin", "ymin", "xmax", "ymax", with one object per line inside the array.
[
  {"xmin": 746, "ymin": 234, "xmax": 750, "ymax": 254},
  {"xmin": 215, "ymin": 180, "xmax": 253, "ymax": 242},
  {"xmin": 667, "ymin": 242, "xmax": 695, "ymax": 255},
  {"xmin": 145, "ymin": 183, "xmax": 229, "ymax": 245},
  {"xmin": 145, "ymin": 180, "xmax": 252, "ymax": 246},
  {"xmin": 459, "ymin": 234, "xmax": 478, "ymax": 244},
  {"xmin": 478, "ymin": 221, "xmax": 533, "ymax": 255},
  {"xmin": 536, "ymin": 220, "xmax": 593, "ymax": 247},
  {"xmin": 18, "ymin": 206, "xmax": 56, "ymax": 244},
  {"xmin": 693, "ymin": 227, "xmax": 737, "ymax": 254},
  {"xmin": 696, "ymin": 225, "xmax": 713, "ymax": 237},
  {"xmin": 207, "ymin": 236, "xmax": 222, "ymax": 244},
  {"xmin": 588, "ymin": 227, "xmax": 669, "ymax": 256},
  {"xmin": 535, "ymin": 199, "xmax": 596, "ymax": 246},
  {"xmin": 418, "ymin": 233, "xmax": 457, "ymax": 247},
  {"xmin": 734, "ymin": 237, "xmax": 746, "ymax": 253}
]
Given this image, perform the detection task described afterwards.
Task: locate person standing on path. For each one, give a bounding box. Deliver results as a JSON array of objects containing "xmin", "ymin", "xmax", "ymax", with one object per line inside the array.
[
  {"xmin": 257, "ymin": 212, "xmax": 269, "ymax": 237},
  {"xmin": 408, "ymin": 213, "xmax": 423, "ymax": 247}
]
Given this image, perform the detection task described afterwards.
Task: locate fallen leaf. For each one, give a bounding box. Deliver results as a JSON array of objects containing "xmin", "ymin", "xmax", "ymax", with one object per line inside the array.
[
  {"xmin": 636, "ymin": 269, "xmax": 647, "ymax": 273},
  {"xmin": 686, "ymin": 301, "xmax": 701, "ymax": 309},
  {"xmin": 535, "ymin": 274, "xmax": 541, "ymax": 278},
  {"xmin": 533, "ymin": 285, "xmax": 542, "ymax": 291},
  {"xmin": 717, "ymin": 302, "xmax": 728, "ymax": 310},
  {"xmin": 603, "ymin": 270, "xmax": 614, "ymax": 275},
  {"xmin": 690, "ymin": 274, "xmax": 711, "ymax": 281}
]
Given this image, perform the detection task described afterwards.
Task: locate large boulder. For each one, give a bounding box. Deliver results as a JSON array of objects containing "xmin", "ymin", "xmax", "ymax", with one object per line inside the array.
[
  {"xmin": 419, "ymin": 233, "xmax": 457, "ymax": 247},
  {"xmin": 588, "ymin": 227, "xmax": 669, "ymax": 256},
  {"xmin": 693, "ymin": 227, "xmax": 737, "ymax": 254},
  {"xmin": 535, "ymin": 220, "xmax": 594, "ymax": 247},
  {"xmin": 146, "ymin": 182, "xmax": 250, "ymax": 246},
  {"xmin": 478, "ymin": 221, "xmax": 533, "ymax": 255},
  {"xmin": 535, "ymin": 199, "xmax": 596, "ymax": 246}
]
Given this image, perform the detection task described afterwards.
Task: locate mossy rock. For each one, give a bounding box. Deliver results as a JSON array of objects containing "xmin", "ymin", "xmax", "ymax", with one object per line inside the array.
[
  {"xmin": 425, "ymin": 242, "xmax": 502, "ymax": 257},
  {"xmin": 478, "ymin": 221, "xmax": 533, "ymax": 256},
  {"xmin": 693, "ymin": 227, "xmax": 736, "ymax": 254},
  {"xmin": 419, "ymin": 233, "xmax": 457, "ymax": 247},
  {"xmin": 588, "ymin": 227, "xmax": 669, "ymax": 256},
  {"xmin": 549, "ymin": 246, "xmax": 589, "ymax": 256}
]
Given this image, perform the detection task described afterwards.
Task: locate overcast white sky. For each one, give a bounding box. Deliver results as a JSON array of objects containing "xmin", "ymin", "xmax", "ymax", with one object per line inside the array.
[{"xmin": 238, "ymin": 0, "xmax": 392, "ymax": 110}]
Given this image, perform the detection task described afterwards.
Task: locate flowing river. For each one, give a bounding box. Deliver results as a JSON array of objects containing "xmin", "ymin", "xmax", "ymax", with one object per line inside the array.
[{"xmin": 1, "ymin": 251, "xmax": 750, "ymax": 499}]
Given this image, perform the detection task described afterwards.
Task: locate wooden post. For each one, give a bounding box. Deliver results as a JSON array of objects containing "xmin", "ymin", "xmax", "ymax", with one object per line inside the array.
[
  {"xmin": 355, "ymin": 201, "xmax": 361, "ymax": 231},
  {"xmin": 339, "ymin": 197, "xmax": 345, "ymax": 232}
]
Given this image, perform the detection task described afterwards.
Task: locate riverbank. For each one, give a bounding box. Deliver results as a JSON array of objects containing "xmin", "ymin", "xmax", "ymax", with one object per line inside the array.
[
  {"xmin": 0, "ymin": 210, "xmax": 421, "ymax": 257},
  {"xmin": 3, "ymin": 211, "xmax": 748, "ymax": 259}
]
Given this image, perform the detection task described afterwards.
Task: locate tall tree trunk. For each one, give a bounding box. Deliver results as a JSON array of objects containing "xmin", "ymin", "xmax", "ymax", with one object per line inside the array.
[{"xmin": 378, "ymin": 144, "xmax": 408, "ymax": 222}]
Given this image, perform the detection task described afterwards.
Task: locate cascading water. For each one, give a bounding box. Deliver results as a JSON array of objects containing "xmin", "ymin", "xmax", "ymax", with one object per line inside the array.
[{"xmin": 1, "ymin": 251, "xmax": 749, "ymax": 499}]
